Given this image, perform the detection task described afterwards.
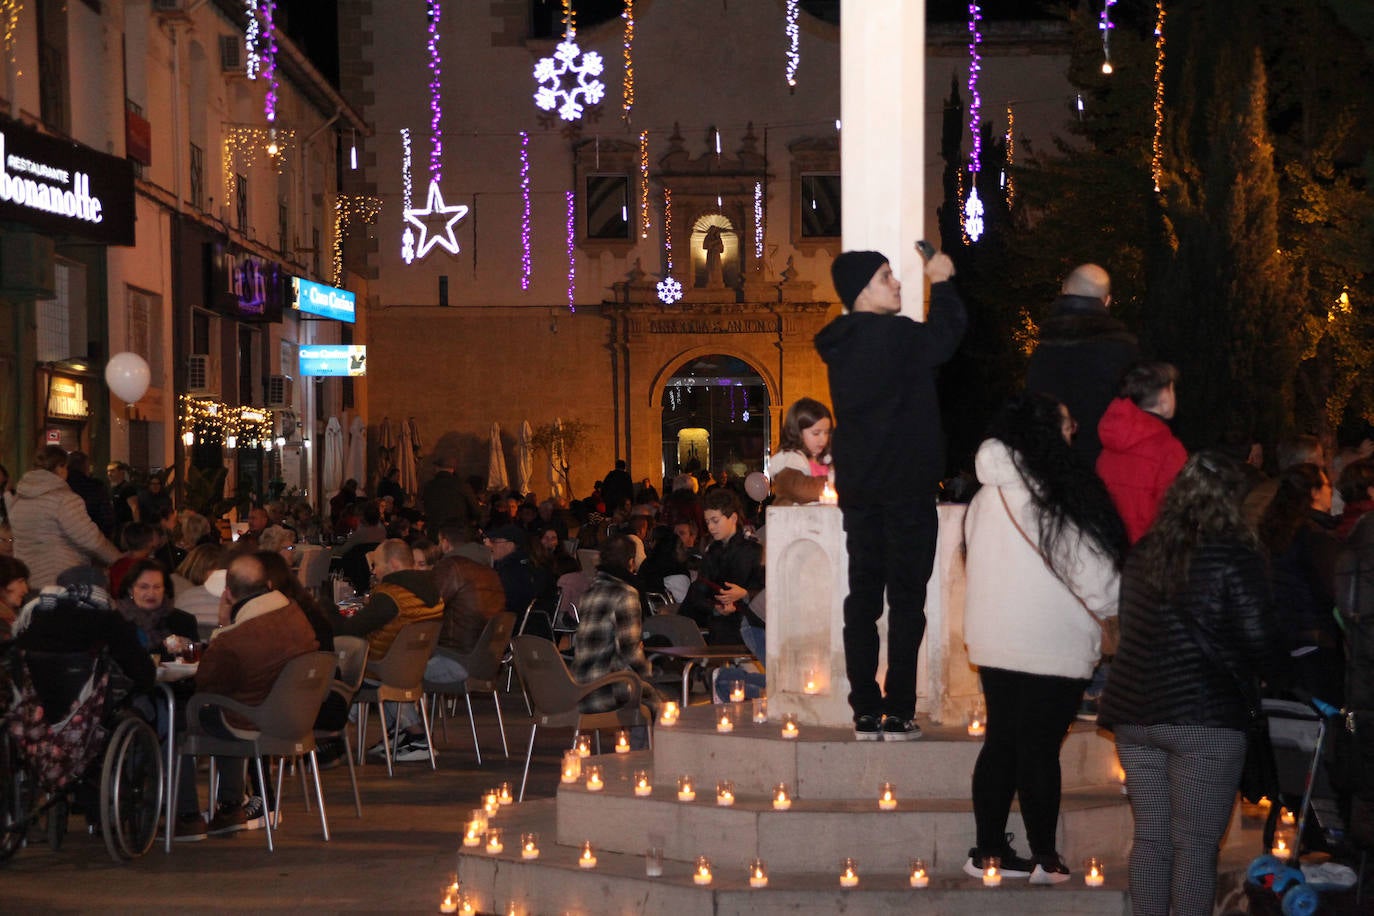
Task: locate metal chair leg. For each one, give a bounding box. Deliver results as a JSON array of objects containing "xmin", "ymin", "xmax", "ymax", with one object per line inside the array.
[
  {"xmin": 380, "ymin": 708, "xmax": 395, "ymax": 778},
  {"xmin": 356, "ymin": 702, "xmax": 369, "ymax": 765},
  {"xmin": 255, "ymin": 756, "xmax": 274, "ymax": 852},
  {"xmin": 308, "ymin": 750, "xmax": 330, "ymax": 841},
  {"xmin": 417, "ymin": 698, "xmax": 437, "ymax": 771},
  {"xmin": 492, "ymin": 693, "xmax": 509, "ymax": 758},
  {"xmin": 340, "ymin": 733, "xmax": 362, "ymax": 817},
  {"xmin": 518, "ymin": 724, "xmax": 538, "ymax": 802},
  {"xmin": 465, "ymin": 694, "xmax": 482, "ymax": 766}
]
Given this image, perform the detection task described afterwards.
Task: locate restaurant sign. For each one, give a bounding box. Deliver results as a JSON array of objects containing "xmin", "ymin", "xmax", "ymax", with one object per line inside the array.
[
  {"xmin": 291, "ymin": 277, "xmax": 356, "ymax": 323},
  {"xmin": 47, "ymin": 376, "xmax": 91, "ymax": 420},
  {"xmin": 0, "ymin": 115, "xmax": 136, "ymax": 246},
  {"xmin": 299, "ymin": 345, "xmax": 367, "ymax": 377}
]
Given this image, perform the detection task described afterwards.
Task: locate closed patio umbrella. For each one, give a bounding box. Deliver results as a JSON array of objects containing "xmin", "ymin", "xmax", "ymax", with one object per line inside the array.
[
  {"xmin": 547, "ymin": 417, "xmax": 570, "ymax": 500},
  {"xmin": 487, "ymin": 422, "xmax": 510, "ymax": 492},
  {"xmin": 322, "ymin": 416, "xmax": 344, "ymax": 495},
  {"xmin": 516, "ymin": 420, "xmax": 534, "ymax": 497},
  {"xmin": 397, "ymin": 418, "xmax": 419, "ymax": 499}
]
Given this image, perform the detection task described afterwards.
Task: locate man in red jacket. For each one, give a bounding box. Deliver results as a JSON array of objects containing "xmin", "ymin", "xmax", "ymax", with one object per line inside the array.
[{"xmin": 1096, "ymin": 361, "xmax": 1188, "ymax": 544}]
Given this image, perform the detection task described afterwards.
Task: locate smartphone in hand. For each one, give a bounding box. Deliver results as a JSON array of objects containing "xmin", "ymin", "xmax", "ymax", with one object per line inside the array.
[{"xmin": 915, "ymin": 240, "xmax": 936, "ymax": 261}]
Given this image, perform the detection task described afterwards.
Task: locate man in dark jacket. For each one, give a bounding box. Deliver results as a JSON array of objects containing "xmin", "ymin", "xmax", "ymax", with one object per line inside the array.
[
  {"xmin": 484, "ymin": 523, "xmax": 546, "ymax": 619},
  {"xmin": 421, "ymin": 457, "xmax": 480, "ymax": 535},
  {"xmin": 815, "ymin": 248, "xmax": 966, "ymax": 741},
  {"xmin": 1026, "ymin": 263, "xmax": 1140, "ymax": 465},
  {"xmin": 679, "ymin": 488, "xmax": 764, "ymax": 647},
  {"xmin": 66, "ymin": 452, "xmax": 116, "ymax": 539}
]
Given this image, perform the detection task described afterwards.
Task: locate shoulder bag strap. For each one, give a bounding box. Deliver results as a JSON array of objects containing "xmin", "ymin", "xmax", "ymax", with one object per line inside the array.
[
  {"xmin": 1166, "ymin": 594, "xmax": 1260, "ymax": 718},
  {"xmin": 997, "ymin": 487, "xmax": 1106, "ymax": 629}
]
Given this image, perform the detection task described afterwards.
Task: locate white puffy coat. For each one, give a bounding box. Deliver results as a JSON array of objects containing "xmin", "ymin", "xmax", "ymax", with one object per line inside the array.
[
  {"xmin": 6, "ymin": 469, "xmax": 120, "ymax": 588},
  {"xmin": 963, "ymin": 440, "xmax": 1120, "ymax": 681}
]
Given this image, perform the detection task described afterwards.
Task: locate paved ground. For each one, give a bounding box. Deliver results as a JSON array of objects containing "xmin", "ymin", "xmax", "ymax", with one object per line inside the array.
[{"xmin": 1, "ymin": 696, "xmax": 563, "ymax": 913}]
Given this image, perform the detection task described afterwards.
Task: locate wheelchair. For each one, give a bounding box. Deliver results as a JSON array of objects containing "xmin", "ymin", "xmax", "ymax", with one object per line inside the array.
[{"xmin": 1, "ymin": 645, "xmax": 163, "ymax": 864}]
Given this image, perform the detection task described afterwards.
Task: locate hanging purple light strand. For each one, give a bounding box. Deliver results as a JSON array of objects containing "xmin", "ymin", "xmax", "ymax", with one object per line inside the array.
[
  {"xmin": 520, "ymin": 131, "xmax": 532, "ymax": 290},
  {"xmin": 1099, "ymin": 0, "xmax": 1117, "ymax": 71},
  {"xmin": 427, "ymin": 0, "xmax": 443, "ymax": 183},
  {"xmin": 262, "ymin": 0, "xmax": 279, "ymax": 122},
  {"xmin": 966, "ymin": 2, "xmax": 982, "ymax": 175}
]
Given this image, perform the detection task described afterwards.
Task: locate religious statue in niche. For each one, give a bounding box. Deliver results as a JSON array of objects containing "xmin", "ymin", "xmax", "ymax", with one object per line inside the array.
[{"xmin": 703, "ymin": 225, "xmax": 725, "ymax": 288}]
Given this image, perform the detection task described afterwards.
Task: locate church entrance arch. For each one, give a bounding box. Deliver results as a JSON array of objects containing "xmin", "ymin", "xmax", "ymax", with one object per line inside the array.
[{"xmin": 659, "ymin": 354, "xmax": 770, "ymax": 485}]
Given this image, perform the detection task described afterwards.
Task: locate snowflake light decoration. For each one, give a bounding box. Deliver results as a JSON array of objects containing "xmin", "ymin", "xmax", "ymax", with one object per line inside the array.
[
  {"xmin": 657, "ymin": 277, "xmax": 683, "ymax": 304},
  {"xmin": 964, "ymin": 187, "xmax": 985, "ymax": 242},
  {"xmin": 534, "ymin": 39, "xmax": 605, "ymax": 121}
]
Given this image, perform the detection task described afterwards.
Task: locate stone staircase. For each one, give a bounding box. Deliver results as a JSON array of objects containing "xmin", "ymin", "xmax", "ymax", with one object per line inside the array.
[{"xmin": 449, "ymin": 705, "xmax": 1246, "ymax": 915}]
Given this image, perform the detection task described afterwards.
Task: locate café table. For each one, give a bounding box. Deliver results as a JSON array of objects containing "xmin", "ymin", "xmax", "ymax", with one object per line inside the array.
[
  {"xmin": 156, "ymin": 661, "xmax": 198, "ymax": 853},
  {"xmin": 650, "ymin": 644, "xmax": 756, "ymax": 707}
]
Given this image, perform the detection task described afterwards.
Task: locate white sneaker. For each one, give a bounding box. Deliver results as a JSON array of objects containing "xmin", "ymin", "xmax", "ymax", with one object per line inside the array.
[{"xmin": 1029, "ymin": 855, "xmax": 1071, "ymax": 885}]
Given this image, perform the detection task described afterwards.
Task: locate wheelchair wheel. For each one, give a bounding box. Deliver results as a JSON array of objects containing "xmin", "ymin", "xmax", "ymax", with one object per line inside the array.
[
  {"xmin": 99, "ymin": 715, "xmax": 163, "ymax": 863},
  {"xmin": 0, "ymin": 732, "xmax": 33, "ymax": 864}
]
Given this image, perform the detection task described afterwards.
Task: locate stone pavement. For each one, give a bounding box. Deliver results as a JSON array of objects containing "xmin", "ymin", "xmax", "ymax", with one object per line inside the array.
[{"xmin": 1, "ymin": 700, "xmax": 561, "ymax": 913}]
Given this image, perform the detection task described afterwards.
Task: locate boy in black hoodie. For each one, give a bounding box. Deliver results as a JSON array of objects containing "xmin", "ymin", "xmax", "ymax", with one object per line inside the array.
[{"xmin": 814, "ymin": 248, "xmax": 965, "ymax": 741}]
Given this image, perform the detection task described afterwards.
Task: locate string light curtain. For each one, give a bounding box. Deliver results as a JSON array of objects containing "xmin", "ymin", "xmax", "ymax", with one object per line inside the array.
[
  {"xmin": 963, "ymin": 3, "xmax": 985, "ymax": 242},
  {"xmin": 520, "ymin": 131, "xmax": 533, "ymax": 289},
  {"xmin": 1151, "ymin": 0, "xmax": 1166, "ymax": 193},
  {"xmin": 622, "ymin": 0, "xmax": 635, "ymax": 121}
]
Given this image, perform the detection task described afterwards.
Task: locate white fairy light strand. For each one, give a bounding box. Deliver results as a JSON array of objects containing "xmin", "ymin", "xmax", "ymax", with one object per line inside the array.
[
  {"xmin": 785, "ymin": 0, "xmax": 800, "ymax": 89},
  {"xmin": 400, "ymin": 128, "xmax": 415, "ymax": 263},
  {"xmin": 520, "ymin": 131, "xmax": 532, "ymax": 289},
  {"xmin": 566, "ymin": 190, "xmax": 577, "ymax": 313},
  {"xmin": 964, "ymin": 2, "xmax": 985, "ymax": 242},
  {"xmin": 657, "ymin": 187, "xmax": 682, "ymax": 304},
  {"xmin": 753, "ymin": 180, "xmax": 764, "ymax": 262}
]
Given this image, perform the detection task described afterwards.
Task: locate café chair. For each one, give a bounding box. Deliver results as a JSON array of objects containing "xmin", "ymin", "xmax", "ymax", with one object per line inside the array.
[
  {"xmin": 173, "ymin": 651, "xmax": 336, "ymax": 852},
  {"xmin": 424, "ymin": 612, "xmax": 516, "ymax": 765},
  {"xmin": 310, "ymin": 636, "xmax": 369, "ymax": 817},
  {"xmin": 352, "ymin": 619, "xmax": 441, "ymax": 777},
  {"xmin": 510, "ymin": 634, "xmax": 650, "ymax": 802}
]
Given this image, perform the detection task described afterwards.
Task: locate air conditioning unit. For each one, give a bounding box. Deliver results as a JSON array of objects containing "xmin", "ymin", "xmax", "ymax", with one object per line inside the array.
[
  {"xmin": 219, "ymin": 34, "xmax": 244, "ymax": 73},
  {"xmin": 152, "ymin": 0, "xmax": 189, "ymax": 16},
  {"xmin": 266, "ymin": 374, "xmax": 292, "ymax": 409},
  {"xmin": 186, "ymin": 354, "xmax": 219, "ymax": 396}
]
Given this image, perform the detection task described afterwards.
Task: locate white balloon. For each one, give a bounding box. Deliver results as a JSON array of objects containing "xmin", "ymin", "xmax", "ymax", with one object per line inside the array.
[
  {"xmin": 105, "ymin": 352, "xmax": 151, "ymax": 404},
  {"xmin": 744, "ymin": 471, "xmax": 771, "ymax": 503}
]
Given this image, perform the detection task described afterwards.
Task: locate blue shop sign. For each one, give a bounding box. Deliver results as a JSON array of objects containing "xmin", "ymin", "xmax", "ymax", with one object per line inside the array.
[
  {"xmin": 300, "ymin": 345, "xmax": 367, "ymax": 377},
  {"xmin": 291, "ymin": 277, "xmax": 356, "ymax": 323}
]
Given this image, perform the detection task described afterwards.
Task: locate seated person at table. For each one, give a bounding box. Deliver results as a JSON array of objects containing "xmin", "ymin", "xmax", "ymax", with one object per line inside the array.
[
  {"xmin": 484, "ymin": 524, "xmax": 548, "ymax": 619},
  {"xmin": 115, "ymin": 557, "xmax": 199, "ymax": 657},
  {"xmin": 679, "ymin": 489, "xmax": 764, "ymax": 646},
  {"xmin": 172, "ymin": 544, "xmax": 228, "ymax": 638},
  {"xmin": 331, "ymin": 539, "xmax": 443, "ymax": 762},
  {"xmin": 572, "ymin": 534, "xmax": 660, "ymax": 739},
  {"xmin": 432, "ymin": 527, "xmax": 507, "ymax": 669},
  {"xmin": 175, "ymin": 553, "xmax": 319, "ymax": 840}
]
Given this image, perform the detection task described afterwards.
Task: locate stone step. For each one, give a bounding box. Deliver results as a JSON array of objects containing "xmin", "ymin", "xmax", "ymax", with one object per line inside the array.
[
  {"xmin": 556, "ymin": 774, "xmax": 1136, "ymax": 868},
  {"xmin": 649, "ymin": 710, "xmax": 1123, "ymax": 800},
  {"xmin": 457, "ymin": 800, "xmax": 1134, "ymax": 916}
]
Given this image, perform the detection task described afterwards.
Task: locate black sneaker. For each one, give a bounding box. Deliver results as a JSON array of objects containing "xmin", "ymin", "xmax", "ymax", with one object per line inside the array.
[
  {"xmin": 962, "ymin": 844, "xmax": 1034, "ymax": 879},
  {"xmin": 881, "ymin": 716, "xmax": 922, "ymax": 741},
  {"xmin": 1029, "ymin": 853, "xmax": 1071, "ymax": 885},
  {"xmin": 853, "ymin": 714, "xmax": 883, "ymax": 741}
]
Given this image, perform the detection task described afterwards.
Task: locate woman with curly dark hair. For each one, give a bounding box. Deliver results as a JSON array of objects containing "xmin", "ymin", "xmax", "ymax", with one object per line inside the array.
[
  {"xmin": 1258, "ymin": 462, "xmax": 1341, "ymax": 703},
  {"xmin": 1100, "ymin": 453, "xmax": 1278, "ymax": 915},
  {"xmin": 962, "ymin": 392, "xmax": 1126, "ymax": 884}
]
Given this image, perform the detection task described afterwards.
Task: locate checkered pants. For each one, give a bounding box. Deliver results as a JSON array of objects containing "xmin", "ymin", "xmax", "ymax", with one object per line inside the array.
[{"xmin": 1114, "ymin": 724, "xmax": 1246, "ymax": 916}]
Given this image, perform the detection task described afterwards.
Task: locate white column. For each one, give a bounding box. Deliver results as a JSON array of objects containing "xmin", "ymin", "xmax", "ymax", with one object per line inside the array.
[{"xmin": 840, "ymin": 0, "xmax": 926, "ymax": 320}]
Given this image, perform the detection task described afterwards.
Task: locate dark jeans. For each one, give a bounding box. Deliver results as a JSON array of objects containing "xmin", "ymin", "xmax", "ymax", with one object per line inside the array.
[
  {"xmin": 972, "ymin": 666, "xmax": 1086, "ymax": 856},
  {"xmin": 840, "ymin": 500, "xmax": 937, "ymax": 720}
]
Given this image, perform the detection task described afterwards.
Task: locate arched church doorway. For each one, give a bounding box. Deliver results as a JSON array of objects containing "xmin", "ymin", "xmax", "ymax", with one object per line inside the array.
[{"xmin": 660, "ymin": 354, "xmax": 770, "ymax": 485}]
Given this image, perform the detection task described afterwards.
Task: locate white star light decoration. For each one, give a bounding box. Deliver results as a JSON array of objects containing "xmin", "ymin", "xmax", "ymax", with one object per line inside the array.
[
  {"xmin": 405, "ymin": 179, "xmax": 469, "ymax": 260},
  {"xmin": 533, "ymin": 39, "xmax": 606, "ymax": 121},
  {"xmin": 963, "ymin": 187, "xmax": 985, "ymax": 242},
  {"xmin": 657, "ymin": 276, "xmax": 683, "ymax": 304}
]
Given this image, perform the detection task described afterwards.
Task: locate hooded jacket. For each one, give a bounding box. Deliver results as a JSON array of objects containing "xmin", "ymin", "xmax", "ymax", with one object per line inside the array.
[
  {"xmin": 1026, "ymin": 294, "xmax": 1139, "ymax": 464},
  {"xmin": 963, "ymin": 439, "xmax": 1120, "ymax": 681},
  {"xmin": 6, "ymin": 469, "xmax": 120, "ymax": 589},
  {"xmin": 1095, "ymin": 397, "xmax": 1187, "ymax": 544},
  {"xmin": 814, "ymin": 279, "xmax": 967, "ymax": 506}
]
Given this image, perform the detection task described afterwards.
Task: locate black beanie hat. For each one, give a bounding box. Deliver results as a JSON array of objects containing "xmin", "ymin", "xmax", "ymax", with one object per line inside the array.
[{"xmin": 830, "ymin": 251, "xmax": 888, "ymax": 311}]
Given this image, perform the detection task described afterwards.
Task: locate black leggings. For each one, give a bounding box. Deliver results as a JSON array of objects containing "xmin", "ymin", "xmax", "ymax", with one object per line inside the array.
[{"xmin": 972, "ymin": 666, "xmax": 1086, "ymax": 856}]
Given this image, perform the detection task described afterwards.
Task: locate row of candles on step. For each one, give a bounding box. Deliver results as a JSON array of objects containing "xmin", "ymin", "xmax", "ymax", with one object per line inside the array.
[{"xmin": 655, "ymin": 697, "xmax": 992, "ymax": 738}]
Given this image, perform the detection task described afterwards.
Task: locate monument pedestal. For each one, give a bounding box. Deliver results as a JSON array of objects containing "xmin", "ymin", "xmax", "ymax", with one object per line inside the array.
[{"xmin": 764, "ymin": 503, "xmax": 981, "ymax": 728}]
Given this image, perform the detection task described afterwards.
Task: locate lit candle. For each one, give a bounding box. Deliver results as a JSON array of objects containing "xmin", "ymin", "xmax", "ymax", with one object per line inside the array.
[
  {"xmin": 967, "ymin": 716, "xmax": 986, "ymax": 737},
  {"xmin": 909, "ymin": 859, "xmax": 930, "ymax": 888},
  {"xmin": 1084, "ymin": 857, "xmax": 1104, "ymax": 887},
  {"xmin": 803, "ymin": 669, "xmax": 820, "ymax": 694},
  {"xmin": 483, "ymin": 790, "xmax": 500, "ymax": 816},
  {"xmin": 729, "ymin": 683, "xmax": 746, "ymax": 703},
  {"xmin": 820, "ymin": 480, "xmax": 838, "ymax": 504},
  {"xmin": 633, "ymin": 769, "xmax": 652, "ymax": 797},
  {"xmin": 748, "ymin": 858, "xmax": 769, "ymax": 888},
  {"xmin": 578, "ymin": 841, "xmax": 597, "ymax": 869},
  {"xmin": 772, "ymin": 783, "xmax": 792, "ymax": 811},
  {"xmin": 614, "ymin": 730, "xmax": 631, "ymax": 754},
  {"xmin": 440, "ymin": 892, "xmax": 458, "ymax": 914},
  {"xmin": 574, "ymin": 735, "xmax": 592, "ymax": 758},
  {"xmin": 982, "ymin": 857, "xmax": 1002, "ymax": 887},
  {"xmin": 459, "ymin": 898, "xmax": 475, "ymax": 916},
  {"xmin": 521, "ymin": 832, "xmax": 540, "ymax": 860},
  {"xmin": 752, "ymin": 697, "xmax": 768, "ymax": 723},
  {"xmin": 1271, "ymin": 837, "xmax": 1289, "ymax": 859},
  {"xmin": 677, "ymin": 775, "xmax": 696, "ymax": 802},
  {"xmin": 1281, "ymin": 808, "xmax": 1296, "ymax": 826},
  {"xmin": 659, "ymin": 702, "xmax": 680, "ymax": 726},
  {"xmin": 780, "ymin": 714, "xmax": 800, "ymax": 740},
  {"xmin": 561, "ymin": 751, "xmax": 582, "ymax": 784},
  {"xmin": 840, "ymin": 858, "xmax": 859, "ymax": 888},
  {"xmin": 878, "ymin": 782, "xmax": 897, "ymax": 811},
  {"xmin": 716, "ymin": 780, "xmax": 735, "ymax": 807},
  {"xmin": 1258, "ymin": 796, "xmax": 1273, "ymax": 810},
  {"xmin": 462, "ymin": 821, "xmax": 483, "ymax": 847},
  {"xmin": 585, "ymin": 765, "xmax": 604, "ymax": 792},
  {"xmin": 485, "ymin": 828, "xmax": 504, "ymax": 855},
  {"xmin": 693, "ymin": 856, "xmax": 713, "ymax": 885},
  {"xmin": 716, "ymin": 710, "xmax": 734, "ymax": 733},
  {"xmin": 497, "ymin": 782, "xmax": 514, "ymax": 805}
]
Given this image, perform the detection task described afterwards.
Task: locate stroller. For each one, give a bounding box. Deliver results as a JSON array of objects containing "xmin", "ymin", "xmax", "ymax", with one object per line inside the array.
[{"xmin": 0, "ymin": 643, "xmax": 164, "ymax": 864}]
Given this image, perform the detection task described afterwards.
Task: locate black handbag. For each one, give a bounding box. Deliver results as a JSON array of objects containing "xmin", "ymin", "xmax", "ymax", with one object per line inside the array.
[{"xmin": 1169, "ymin": 601, "xmax": 1281, "ymax": 804}]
